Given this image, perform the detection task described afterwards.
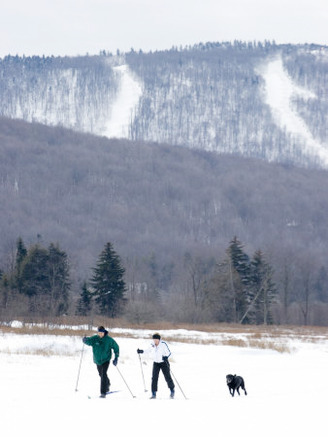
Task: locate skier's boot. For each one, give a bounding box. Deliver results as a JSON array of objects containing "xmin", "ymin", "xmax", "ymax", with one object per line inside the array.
[
  {"xmin": 170, "ymin": 389, "xmax": 175, "ymax": 399},
  {"xmin": 150, "ymin": 391, "xmax": 156, "ymax": 399}
]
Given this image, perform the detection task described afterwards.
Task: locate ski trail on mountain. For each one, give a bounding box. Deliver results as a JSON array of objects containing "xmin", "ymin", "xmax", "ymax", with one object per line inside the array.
[
  {"xmin": 260, "ymin": 56, "xmax": 328, "ymax": 167},
  {"xmin": 104, "ymin": 65, "xmax": 142, "ymax": 138}
]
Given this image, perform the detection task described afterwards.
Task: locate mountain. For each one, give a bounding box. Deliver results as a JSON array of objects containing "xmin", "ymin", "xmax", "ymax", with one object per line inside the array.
[
  {"xmin": 1, "ymin": 42, "xmax": 328, "ymax": 168},
  {"xmin": 1, "ymin": 117, "xmax": 328, "ymax": 286}
]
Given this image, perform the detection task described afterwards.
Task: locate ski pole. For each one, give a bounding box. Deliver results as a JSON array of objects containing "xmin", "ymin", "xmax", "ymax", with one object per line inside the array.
[
  {"xmin": 138, "ymin": 353, "xmax": 148, "ymax": 392},
  {"xmin": 75, "ymin": 342, "xmax": 85, "ymax": 392},
  {"xmin": 170, "ymin": 366, "xmax": 188, "ymax": 400},
  {"xmin": 115, "ymin": 366, "xmax": 136, "ymax": 398}
]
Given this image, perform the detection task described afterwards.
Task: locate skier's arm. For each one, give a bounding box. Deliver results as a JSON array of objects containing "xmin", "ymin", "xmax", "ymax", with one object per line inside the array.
[
  {"xmin": 161, "ymin": 341, "xmax": 172, "ymax": 359},
  {"xmin": 82, "ymin": 335, "xmax": 98, "ymax": 346},
  {"xmin": 111, "ymin": 338, "xmax": 119, "ymax": 359},
  {"xmin": 137, "ymin": 343, "xmax": 155, "ymax": 357},
  {"xmin": 144, "ymin": 344, "xmax": 155, "ymax": 356}
]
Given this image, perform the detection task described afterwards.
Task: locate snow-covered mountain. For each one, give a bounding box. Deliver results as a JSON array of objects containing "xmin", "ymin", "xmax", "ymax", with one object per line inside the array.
[{"xmin": 1, "ymin": 42, "xmax": 327, "ymax": 168}]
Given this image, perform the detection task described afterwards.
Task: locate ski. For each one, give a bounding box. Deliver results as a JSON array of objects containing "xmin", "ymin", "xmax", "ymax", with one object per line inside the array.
[{"xmin": 87, "ymin": 390, "xmax": 120, "ymax": 399}]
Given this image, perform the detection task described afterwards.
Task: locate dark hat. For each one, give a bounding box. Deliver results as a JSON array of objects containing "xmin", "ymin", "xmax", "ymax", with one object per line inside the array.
[
  {"xmin": 152, "ymin": 333, "xmax": 161, "ymax": 340},
  {"xmin": 98, "ymin": 326, "xmax": 108, "ymax": 335}
]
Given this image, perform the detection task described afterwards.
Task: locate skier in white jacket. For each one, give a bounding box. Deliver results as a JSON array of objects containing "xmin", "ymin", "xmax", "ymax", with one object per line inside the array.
[{"xmin": 137, "ymin": 333, "xmax": 175, "ymax": 399}]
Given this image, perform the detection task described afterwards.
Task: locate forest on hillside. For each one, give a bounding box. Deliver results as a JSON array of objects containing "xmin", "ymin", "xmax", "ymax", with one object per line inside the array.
[
  {"xmin": 1, "ymin": 42, "xmax": 328, "ymax": 168},
  {"xmin": 1, "ymin": 118, "xmax": 328, "ymax": 325},
  {"xmin": 127, "ymin": 42, "xmax": 328, "ymax": 166}
]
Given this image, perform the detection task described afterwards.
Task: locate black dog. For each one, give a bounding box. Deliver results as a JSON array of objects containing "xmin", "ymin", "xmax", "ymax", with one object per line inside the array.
[{"xmin": 226, "ymin": 374, "xmax": 247, "ymax": 397}]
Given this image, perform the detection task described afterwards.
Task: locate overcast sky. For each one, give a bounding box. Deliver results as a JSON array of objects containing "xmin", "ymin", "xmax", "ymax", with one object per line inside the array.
[{"xmin": 1, "ymin": 0, "xmax": 327, "ymax": 58}]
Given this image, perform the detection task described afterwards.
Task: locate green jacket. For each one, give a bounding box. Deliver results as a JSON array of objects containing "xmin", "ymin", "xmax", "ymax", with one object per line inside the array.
[{"xmin": 84, "ymin": 334, "xmax": 119, "ymax": 366}]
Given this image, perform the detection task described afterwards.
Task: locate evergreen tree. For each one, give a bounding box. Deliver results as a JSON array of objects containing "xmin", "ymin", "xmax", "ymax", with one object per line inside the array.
[
  {"xmin": 15, "ymin": 237, "xmax": 27, "ymax": 293},
  {"xmin": 228, "ymin": 237, "xmax": 251, "ymax": 285},
  {"xmin": 16, "ymin": 237, "xmax": 27, "ymax": 267},
  {"xmin": 0, "ymin": 274, "xmax": 10, "ymax": 311},
  {"xmin": 226, "ymin": 237, "xmax": 251, "ymax": 323},
  {"xmin": 246, "ymin": 250, "xmax": 277, "ymax": 324},
  {"xmin": 47, "ymin": 243, "xmax": 71, "ymax": 316},
  {"xmin": 20, "ymin": 245, "xmax": 49, "ymax": 313},
  {"xmin": 76, "ymin": 281, "xmax": 92, "ymax": 316},
  {"xmin": 91, "ymin": 242, "xmax": 126, "ymax": 317},
  {"xmin": 19, "ymin": 242, "xmax": 71, "ymax": 315}
]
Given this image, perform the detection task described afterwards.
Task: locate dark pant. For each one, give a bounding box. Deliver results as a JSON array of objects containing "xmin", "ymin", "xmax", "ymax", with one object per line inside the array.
[
  {"xmin": 97, "ymin": 361, "xmax": 110, "ymax": 395},
  {"xmin": 151, "ymin": 362, "xmax": 175, "ymax": 393}
]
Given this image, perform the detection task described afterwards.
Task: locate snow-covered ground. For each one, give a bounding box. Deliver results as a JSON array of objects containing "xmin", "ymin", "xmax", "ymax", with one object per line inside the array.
[
  {"xmin": 260, "ymin": 56, "xmax": 328, "ymax": 166},
  {"xmin": 0, "ymin": 327, "xmax": 326, "ymax": 436}
]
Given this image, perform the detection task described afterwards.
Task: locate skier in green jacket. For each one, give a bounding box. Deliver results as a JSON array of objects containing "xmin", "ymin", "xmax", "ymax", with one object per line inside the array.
[{"xmin": 83, "ymin": 326, "xmax": 119, "ymax": 398}]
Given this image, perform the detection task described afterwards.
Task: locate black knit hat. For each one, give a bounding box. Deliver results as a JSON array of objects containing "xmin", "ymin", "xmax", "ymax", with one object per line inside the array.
[
  {"xmin": 98, "ymin": 326, "xmax": 108, "ymax": 335},
  {"xmin": 152, "ymin": 333, "xmax": 161, "ymax": 340}
]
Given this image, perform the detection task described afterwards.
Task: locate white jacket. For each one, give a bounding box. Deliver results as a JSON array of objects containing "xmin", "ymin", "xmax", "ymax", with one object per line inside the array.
[{"xmin": 144, "ymin": 340, "xmax": 172, "ymax": 363}]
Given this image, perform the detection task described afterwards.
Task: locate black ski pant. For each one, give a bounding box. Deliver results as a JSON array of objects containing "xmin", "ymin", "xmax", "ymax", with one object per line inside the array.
[
  {"xmin": 97, "ymin": 361, "xmax": 110, "ymax": 395},
  {"xmin": 151, "ymin": 361, "xmax": 175, "ymax": 393}
]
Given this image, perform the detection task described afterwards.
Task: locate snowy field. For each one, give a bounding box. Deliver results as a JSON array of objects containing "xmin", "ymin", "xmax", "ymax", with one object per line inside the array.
[{"xmin": 0, "ymin": 327, "xmax": 327, "ymax": 437}]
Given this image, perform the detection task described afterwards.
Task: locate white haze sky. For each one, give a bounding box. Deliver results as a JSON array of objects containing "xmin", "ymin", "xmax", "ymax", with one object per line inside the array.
[{"xmin": 0, "ymin": 0, "xmax": 327, "ymax": 58}]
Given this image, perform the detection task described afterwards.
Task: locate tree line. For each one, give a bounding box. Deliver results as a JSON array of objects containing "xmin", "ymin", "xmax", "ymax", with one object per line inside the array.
[
  {"xmin": 1, "ymin": 119, "xmax": 328, "ymax": 325},
  {"xmin": 0, "ymin": 239, "xmax": 126, "ymax": 319},
  {"xmin": 2, "ymin": 235, "xmax": 327, "ymax": 326}
]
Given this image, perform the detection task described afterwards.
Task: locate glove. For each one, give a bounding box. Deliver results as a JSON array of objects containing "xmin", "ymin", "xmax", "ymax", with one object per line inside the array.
[
  {"xmin": 137, "ymin": 349, "xmax": 144, "ymax": 354},
  {"xmin": 82, "ymin": 336, "xmax": 87, "ymax": 344},
  {"xmin": 162, "ymin": 356, "xmax": 168, "ymax": 362},
  {"xmin": 113, "ymin": 357, "xmax": 118, "ymax": 366}
]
